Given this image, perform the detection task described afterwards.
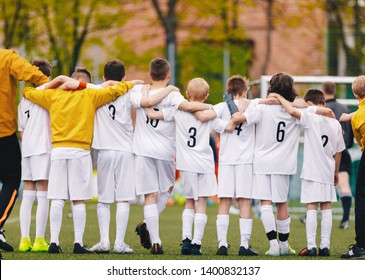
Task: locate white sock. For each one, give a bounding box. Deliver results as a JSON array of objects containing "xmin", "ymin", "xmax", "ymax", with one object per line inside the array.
[
  {"xmin": 144, "ymin": 204, "xmax": 160, "ymax": 244},
  {"xmin": 192, "ymin": 213, "xmax": 207, "ymax": 245},
  {"xmin": 35, "ymin": 191, "xmax": 49, "ymax": 238},
  {"xmin": 50, "ymin": 200, "xmax": 64, "ymax": 245},
  {"xmin": 115, "ymin": 202, "xmax": 130, "ymax": 244},
  {"xmin": 260, "ymin": 205, "xmax": 277, "ymax": 246},
  {"xmin": 306, "ymin": 210, "xmax": 317, "ymax": 249},
  {"xmin": 216, "ymin": 215, "xmax": 229, "ymax": 248},
  {"xmin": 97, "ymin": 202, "xmax": 110, "ymax": 244},
  {"xmin": 320, "ymin": 209, "xmax": 332, "ymax": 249},
  {"xmin": 277, "ymin": 216, "xmax": 291, "ymax": 246},
  {"xmin": 19, "ymin": 190, "xmax": 36, "ymax": 238},
  {"xmin": 239, "ymin": 218, "xmax": 253, "ymax": 248},
  {"xmin": 73, "ymin": 203, "xmax": 86, "ymax": 245},
  {"xmin": 182, "ymin": 208, "xmax": 195, "ymax": 240},
  {"xmin": 157, "ymin": 191, "xmax": 170, "ymax": 215}
]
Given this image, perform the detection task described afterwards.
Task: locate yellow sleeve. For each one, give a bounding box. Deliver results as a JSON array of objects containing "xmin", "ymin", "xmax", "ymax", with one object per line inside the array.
[
  {"xmin": 89, "ymin": 81, "xmax": 134, "ymax": 108},
  {"xmin": 9, "ymin": 51, "xmax": 49, "ymax": 86},
  {"xmin": 22, "ymin": 87, "xmax": 52, "ymax": 110}
]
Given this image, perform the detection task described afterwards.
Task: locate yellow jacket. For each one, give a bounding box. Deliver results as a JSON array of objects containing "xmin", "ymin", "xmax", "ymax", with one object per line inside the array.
[
  {"xmin": 352, "ymin": 98, "xmax": 365, "ymax": 152},
  {"xmin": 23, "ymin": 82, "xmax": 133, "ymax": 150},
  {"xmin": 0, "ymin": 49, "xmax": 48, "ymax": 138}
]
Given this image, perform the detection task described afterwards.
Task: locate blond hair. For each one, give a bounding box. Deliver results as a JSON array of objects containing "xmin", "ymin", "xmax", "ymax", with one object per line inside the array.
[
  {"xmin": 186, "ymin": 78, "xmax": 209, "ymax": 101},
  {"xmin": 352, "ymin": 75, "xmax": 365, "ymax": 99}
]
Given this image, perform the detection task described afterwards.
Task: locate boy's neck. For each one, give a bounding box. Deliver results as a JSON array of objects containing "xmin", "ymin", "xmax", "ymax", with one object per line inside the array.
[{"xmin": 151, "ymin": 80, "xmax": 169, "ymax": 89}]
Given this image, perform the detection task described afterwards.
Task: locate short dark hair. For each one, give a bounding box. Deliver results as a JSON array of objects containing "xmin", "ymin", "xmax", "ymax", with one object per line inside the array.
[
  {"xmin": 227, "ymin": 75, "xmax": 248, "ymax": 97},
  {"xmin": 149, "ymin": 58, "xmax": 170, "ymax": 81},
  {"xmin": 71, "ymin": 67, "xmax": 92, "ymax": 83},
  {"xmin": 323, "ymin": 81, "xmax": 336, "ymax": 95},
  {"xmin": 268, "ymin": 72, "xmax": 297, "ymax": 102},
  {"xmin": 104, "ymin": 59, "xmax": 125, "ymax": 81},
  {"xmin": 304, "ymin": 88, "xmax": 326, "ymax": 105},
  {"xmin": 32, "ymin": 58, "xmax": 52, "ymax": 77}
]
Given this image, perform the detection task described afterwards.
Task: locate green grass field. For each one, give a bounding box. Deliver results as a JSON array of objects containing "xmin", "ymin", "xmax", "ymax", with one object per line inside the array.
[{"xmin": 1, "ymin": 199, "xmax": 355, "ymax": 260}]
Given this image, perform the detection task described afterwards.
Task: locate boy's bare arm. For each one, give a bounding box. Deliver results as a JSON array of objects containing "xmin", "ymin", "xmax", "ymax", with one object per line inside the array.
[
  {"xmin": 315, "ymin": 107, "xmax": 336, "ymax": 119},
  {"xmin": 194, "ymin": 108, "xmax": 217, "ymax": 122},
  {"xmin": 224, "ymin": 118, "xmax": 237, "ymax": 132},
  {"xmin": 178, "ymin": 101, "xmax": 212, "ymax": 113},
  {"xmin": 268, "ymin": 93, "xmax": 301, "ymax": 119},
  {"xmin": 340, "ymin": 111, "xmax": 355, "ymax": 122},
  {"xmin": 258, "ymin": 97, "xmax": 281, "ymax": 105},
  {"xmin": 334, "ymin": 152, "xmax": 342, "ymax": 185},
  {"xmin": 45, "ymin": 75, "xmax": 76, "ymax": 89},
  {"xmin": 231, "ymin": 112, "xmax": 247, "ymax": 124},
  {"xmin": 140, "ymin": 85, "xmax": 179, "ymax": 107}
]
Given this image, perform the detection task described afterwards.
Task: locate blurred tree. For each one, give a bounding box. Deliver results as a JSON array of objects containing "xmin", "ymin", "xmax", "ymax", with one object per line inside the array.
[
  {"xmin": 261, "ymin": 0, "xmax": 274, "ymax": 75},
  {"xmin": 326, "ymin": 0, "xmax": 364, "ymax": 76},
  {"xmin": 35, "ymin": 0, "xmax": 128, "ymax": 76}
]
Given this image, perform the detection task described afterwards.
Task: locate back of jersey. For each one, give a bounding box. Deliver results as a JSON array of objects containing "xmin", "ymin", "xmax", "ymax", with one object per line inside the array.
[{"xmin": 253, "ymin": 104, "xmax": 301, "ymax": 175}]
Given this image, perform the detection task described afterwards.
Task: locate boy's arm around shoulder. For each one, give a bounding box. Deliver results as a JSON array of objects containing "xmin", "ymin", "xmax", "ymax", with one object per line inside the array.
[
  {"xmin": 194, "ymin": 108, "xmax": 217, "ymax": 122},
  {"xmin": 140, "ymin": 85, "xmax": 179, "ymax": 107},
  {"xmin": 178, "ymin": 100, "xmax": 212, "ymax": 113},
  {"xmin": 268, "ymin": 93, "xmax": 301, "ymax": 119},
  {"xmin": 22, "ymin": 87, "xmax": 52, "ymax": 110}
]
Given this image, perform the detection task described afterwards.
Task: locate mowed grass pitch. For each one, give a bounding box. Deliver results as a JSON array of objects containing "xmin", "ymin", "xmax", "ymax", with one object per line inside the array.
[{"xmin": 1, "ymin": 199, "xmax": 355, "ymax": 260}]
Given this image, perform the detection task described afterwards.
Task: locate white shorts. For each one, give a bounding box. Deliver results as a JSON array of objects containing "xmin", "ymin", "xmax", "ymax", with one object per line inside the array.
[
  {"xmin": 97, "ymin": 150, "xmax": 136, "ymax": 203},
  {"xmin": 217, "ymin": 164, "xmax": 253, "ymax": 198},
  {"xmin": 300, "ymin": 179, "xmax": 337, "ymax": 203},
  {"xmin": 48, "ymin": 154, "xmax": 93, "ymax": 200},
  {"xmin": 181, "ymin": 171, "xmax": 217, "ymax": 200},
  {"xmin": 135, "ymin": 155, "xmax": 175, "ymax": 195},
  {"xmin": 21, "ymin": 153, "xmax": 50, "ymax": 181},
  {"xmin": 252, "ymin": 174, "xmax": 289, "ymax": 203}
]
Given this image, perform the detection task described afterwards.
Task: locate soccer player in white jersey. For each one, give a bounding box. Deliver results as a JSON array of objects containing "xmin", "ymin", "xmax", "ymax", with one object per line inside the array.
[
  {"xmin": 89, "ymin": 59, "xmax": 179, "ymax": 254},
  {"xmin": 130, "ymin": 58, "xmax": 212, "ymax": 254},
  {"xmin": 231, "ymin": 73, "xmax": 303, "ymax": 256},
  {"xmin": 194, "ymin": 75, "xmax": 260, "ymax": 256},
  {"xmin": 17, "ymin": 58, "xmax": 53, "ymax": 253},
  {"xmin": 146, "ymin": 77, "xmax": 234, "ymax": 255},
  {"xmin": 270, "ymin": 89, "xmax": 345, "ymax": 256}
]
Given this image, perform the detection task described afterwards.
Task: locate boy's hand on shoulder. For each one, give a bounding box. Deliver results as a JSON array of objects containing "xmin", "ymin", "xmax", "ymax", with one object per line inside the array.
[
  {"xmin": 339, "ymin": 113, "xmax": 352, "ymax": 122},
  {"xmin": 231, "ymin": 111, "xmax": 244, "ymax": 123},
  {"xmin": 238, "ymin": 98, "xmax": 250, "ymax": 113},
  {"xmin": 166, "ymin": 85, "xmax": 180, "ymax": 92}
]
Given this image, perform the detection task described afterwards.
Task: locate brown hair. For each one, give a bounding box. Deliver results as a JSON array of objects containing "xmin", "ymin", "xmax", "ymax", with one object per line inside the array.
[
  {"xmin": 226, "ymin": 75, "xmax": 248, "ymax": 97},
  {"xmin": 32, "ymin": 58, "xmax": 52, "ymax": 77},
  {"xmin": 104, "ymin": 59, "xmax": 125, "ymax": 81},
  {"xmin": 149, "ymin": 58, "xmax": 170, "ymax": 81},
  {"xmin": 304, "ymin": 88, "xmax": 326, "ymax": 105},
  {"xmin": 268, "ymin": 72, "xmax": 297, "ymax": 102},
  {"xmin": 323, "ymin": 81, "xmax": 336, "ymax": 95},
  {"xmin": 71, "ymin": 67, "xmax": 92, "ymax": 83}
]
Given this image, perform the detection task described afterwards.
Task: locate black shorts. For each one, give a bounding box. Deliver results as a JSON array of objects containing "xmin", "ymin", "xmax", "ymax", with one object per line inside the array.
[
  {"xmin": 340, "ymin": 149, "xmax": 352, "ymax": 175},
  {"xmin": 0, "ymin": 133, "xmax": 21, "ymax": 188}
]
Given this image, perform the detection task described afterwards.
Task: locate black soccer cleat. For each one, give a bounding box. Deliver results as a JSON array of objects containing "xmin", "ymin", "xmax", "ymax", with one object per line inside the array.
[
  {"xmin": 191, "ymin": 243, "xmax": 202, "ymax": 256},
  {"xmin": 135, "ymin": 221, "xmax": 152, "ymax": 249},
  {"xmin": 216, "ymin": 245, "xmax": 228, "ymax": 256},
  {"xmin": 73, "ymin": 243, "xmax": 93, "ymax": 254},
  {"xmin": 151, "ymin": 243, "xmax": 164, "ymax": 255},
  {"xmin": 238, "ymin": 246, "xmax": 258, "ymax": 256},
  {"xmin": 48, "ymin": 242, "xmax": 62, "ymax": 254},
  {"xmin": 318, "ymin": 247, "xmax": 330, "ymax": 256},
  {"xmin": 181, "ymin": 238, "xmax": 192, "ymax": 255},
  {"xmin": 341, "ymin": 244, "xmax": 365, "ymax": 259},
  {"xmin": 0, "ymin": 229, "xmax": 14, "ymax": 252}
]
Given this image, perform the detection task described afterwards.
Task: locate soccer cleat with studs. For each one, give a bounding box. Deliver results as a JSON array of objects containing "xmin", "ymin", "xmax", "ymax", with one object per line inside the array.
[
  {"xmin": 0, "ymin": 229, "xmax": 14, "ymax": 252},
  {"xmin": 181, "ymin": 238, "xmax": 192, "ymax": 255},
  {"xmin": 48, "ymin": 243, "xmax": 62, "ymax": 254},
  {"xmin": 89, "ymin": 241, "xmax": 110, "ymax": 254},
  {"xmin": 151, "ymin": 243, "xmax": 164, "ymax": 255},
  {"xmin": 135, "ymin": 221, "xmax": 152, "ymax": 249},
  {"xmin": 19, "ymin": 237, "xmax": 32, "ymax": 252},
  {"xmin": 191, "ymin": 244, "xmax": 202, "ymax": 256},
  {"xmin": 318, "ymin": 247, "xmax": 330, "ymax": 256},
  {"xmin": 340, "ymin": 244, "xmax": 365, "ymax": 259},
  {"xmin": 238, "ymin": 246, "xmax": 258, "ymax": 256},
  {"xmin": 216, "ymin": 245, "xmax": 228, "ymax": 256},
  {"xmin": 73, "ymin": 243, "xmax": 93, "ymax": 254},
  {"xmin": 113, "ymin": 241, "xmax": 133, "ymax": 254},
  {"xmin": 298, "ymin": 247, "xmax": 317, "ymax": 256},
  {"xmin": 31, "ymin": 237, "xmax": 50, "ymax": 252}
]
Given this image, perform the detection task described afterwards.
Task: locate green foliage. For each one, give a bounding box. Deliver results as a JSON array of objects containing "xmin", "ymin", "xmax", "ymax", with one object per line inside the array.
[{"xmin": 179, "ymin": 40, "xmax": 253, "ymax": 105}]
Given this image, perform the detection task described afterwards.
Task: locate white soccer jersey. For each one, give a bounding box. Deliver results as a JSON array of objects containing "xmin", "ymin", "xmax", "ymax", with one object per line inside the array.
[
  {"xmin": 244, "ymin": 104, "xmax": 301, "ymax": 175},
  {"xmin": 213, "ymin": 99, "xmax": 260, "ymax": 165},
  {"xmin": 130, "ymin": 85, "xmax": 185, "ymax": 161},
  {"xmin": 163, "ymin": 109, "xmax": 226, "ymax": 174},
  {"xmin": 300, "ymin": 108, "xmax": 345, "ymax": 184},
  {"xmin": 92, "ymin": 91, "xmax": 133, "ymax": 152},
  {"xmin": 18, "ymin": 84, "xmax": 51, "ymax": 157}
]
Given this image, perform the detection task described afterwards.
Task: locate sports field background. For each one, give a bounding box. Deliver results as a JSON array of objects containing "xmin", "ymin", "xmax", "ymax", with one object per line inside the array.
[{"xmin": 2, "ymin": 198, "xmax": 355, "ymax": 260}]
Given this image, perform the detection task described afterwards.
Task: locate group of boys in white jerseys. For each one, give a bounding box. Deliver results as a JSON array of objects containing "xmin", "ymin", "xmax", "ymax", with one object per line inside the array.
[{"xmin": 17, "ymin": 57, "xmax": 344, "ymax": 257}]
